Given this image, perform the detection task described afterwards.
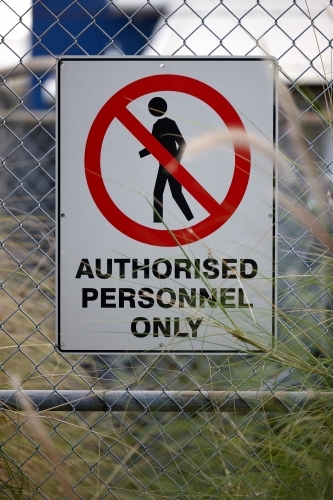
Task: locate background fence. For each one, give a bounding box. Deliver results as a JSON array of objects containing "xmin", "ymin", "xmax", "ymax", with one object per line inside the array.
[{"xmin": 0, "ymin": 0, "xmax": 333, "ymax": 498}]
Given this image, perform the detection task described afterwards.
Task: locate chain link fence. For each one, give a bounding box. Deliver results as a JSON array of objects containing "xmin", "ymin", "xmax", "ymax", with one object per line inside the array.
[{"xmin": 0, "ymin": 0, "xmax": 333, "ymax": 498}]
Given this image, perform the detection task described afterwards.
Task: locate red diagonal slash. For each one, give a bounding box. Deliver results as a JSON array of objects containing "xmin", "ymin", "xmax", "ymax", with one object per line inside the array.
[{"xmin": 116, "ymin": 107, "xmax": 220, "ymax": 215}]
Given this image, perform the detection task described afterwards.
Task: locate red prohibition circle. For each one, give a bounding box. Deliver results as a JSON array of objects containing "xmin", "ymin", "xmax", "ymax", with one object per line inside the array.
[{"xmin": 85, "ymin": 74, "xmax": 251, "ymax": 247}]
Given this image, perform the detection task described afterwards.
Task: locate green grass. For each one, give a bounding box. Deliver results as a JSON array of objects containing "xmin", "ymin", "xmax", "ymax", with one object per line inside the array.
[{"xmin": 0, "ymin": 214, "xmax": 333, "ymax": 499}]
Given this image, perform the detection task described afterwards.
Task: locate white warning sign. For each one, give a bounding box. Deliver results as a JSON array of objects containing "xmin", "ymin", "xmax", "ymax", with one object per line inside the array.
[{"xmin": 57, "ymin": 57, "xmax": 277, "ymax": 354}]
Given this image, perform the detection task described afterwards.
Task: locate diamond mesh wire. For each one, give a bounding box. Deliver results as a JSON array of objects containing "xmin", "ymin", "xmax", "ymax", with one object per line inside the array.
[{"xmin": 0, "ymin": 0, "xmax": 333, "ymax": 498}]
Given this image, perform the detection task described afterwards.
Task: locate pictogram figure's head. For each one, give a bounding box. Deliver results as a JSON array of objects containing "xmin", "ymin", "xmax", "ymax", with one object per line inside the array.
[{"xmin": 148, "ymin": 97, "xmax": 167, "ymax": 116}]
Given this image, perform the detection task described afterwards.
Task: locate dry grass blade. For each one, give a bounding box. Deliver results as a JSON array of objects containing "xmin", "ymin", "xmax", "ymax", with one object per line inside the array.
[{"xmin": 13, "ymin": 386, "xmax": 73, "ymax": 497}]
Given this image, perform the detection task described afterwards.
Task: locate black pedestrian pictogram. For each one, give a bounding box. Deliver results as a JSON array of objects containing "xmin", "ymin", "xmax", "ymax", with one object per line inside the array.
[{"xmin": 139, "ymin": 97, "xmax": 194, "ymax": 223}]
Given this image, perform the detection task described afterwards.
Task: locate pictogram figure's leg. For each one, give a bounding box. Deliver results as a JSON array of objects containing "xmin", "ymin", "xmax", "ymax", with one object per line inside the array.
[
  {"xmin": 153, "ymin": 165, "xmax": 168, "ymax": 222},
  {"xmin": 168, "ymin": 175, "xmax": 194, "ymax": 221}
]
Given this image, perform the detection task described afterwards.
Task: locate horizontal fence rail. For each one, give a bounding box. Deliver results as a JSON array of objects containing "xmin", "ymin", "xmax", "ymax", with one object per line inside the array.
[{"xmin": 0, "ymin": 390, "xmax": 330, "ymax": 413}]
